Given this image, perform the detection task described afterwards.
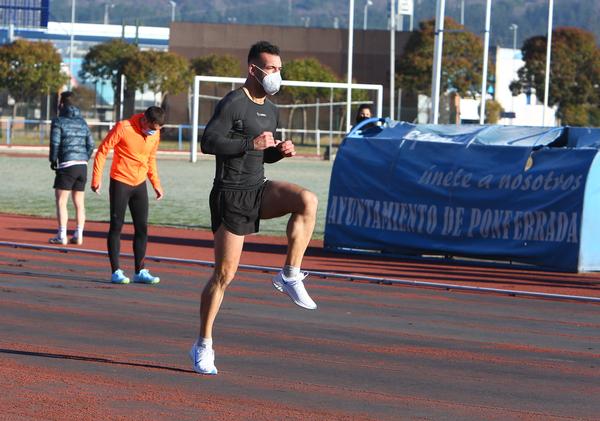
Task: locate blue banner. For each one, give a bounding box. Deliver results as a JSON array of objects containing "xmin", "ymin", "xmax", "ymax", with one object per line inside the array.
[{"xmin": 325, "ymin": 124, "xmax": 598, "ymax": 271}]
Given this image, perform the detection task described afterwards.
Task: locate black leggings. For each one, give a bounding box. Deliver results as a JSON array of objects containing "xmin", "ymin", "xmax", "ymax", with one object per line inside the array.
[{"xmin": 108, "ymin": 178, "xmax": 149, "ymax": 273}]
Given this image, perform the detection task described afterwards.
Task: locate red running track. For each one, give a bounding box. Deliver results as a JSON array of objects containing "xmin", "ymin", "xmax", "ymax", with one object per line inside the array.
[
  {"xmin": 1, "ymin": 213, "xmax": 599, "ymax": 299},
  {"xmin": 0, "ymin": 214, "xmax": 599, "ymax": 420}
]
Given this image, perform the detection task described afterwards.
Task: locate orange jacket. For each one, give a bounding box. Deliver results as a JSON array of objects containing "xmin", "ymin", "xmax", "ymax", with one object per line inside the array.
[{"xmin": 92, "ymin": 113, "xmax": 161, "ymax": 190}]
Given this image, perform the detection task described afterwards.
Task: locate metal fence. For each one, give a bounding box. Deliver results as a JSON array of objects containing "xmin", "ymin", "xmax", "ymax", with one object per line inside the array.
[{"xmin": 0, "ymin": 118, "xmax": 347, "ymax": 159}]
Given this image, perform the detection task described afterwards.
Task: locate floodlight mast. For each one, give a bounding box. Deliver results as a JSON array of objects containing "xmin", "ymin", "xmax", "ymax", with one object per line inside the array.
[
  {"xmin": 69, "ymin": 0, "xmax": 76, "ymax": 90},
  {"xmin": 542, "ymin": 0, "xmax": 554, "ymax": 126},
  {"xmin": 346, "ymin": 0, "xmax": 355, "ymax": 133},
  {"xmin": 479, "ymin": 0, "xmax": 491, "ymax": 125},
  {"xmin": 430, "ymin": 0, "xmax": 445, "ymax": 124}
]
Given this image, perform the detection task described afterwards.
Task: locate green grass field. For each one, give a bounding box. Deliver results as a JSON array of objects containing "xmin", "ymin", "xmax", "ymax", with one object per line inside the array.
[{"xmin": 0, "ymin": 155, "xmax": 333, "ymax": 238}]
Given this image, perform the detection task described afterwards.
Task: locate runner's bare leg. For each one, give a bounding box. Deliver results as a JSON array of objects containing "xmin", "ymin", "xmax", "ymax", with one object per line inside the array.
[
  {"xmin": 199, "ymin": 225, "xmax": 245, "ymax": 339},
  {"xmin": 260, "ymin": 180, "xmax": 318, "ymax": 268},
  {"xmin": 55, "ymin": 189, "xmax": 70, "ymax": 232}
]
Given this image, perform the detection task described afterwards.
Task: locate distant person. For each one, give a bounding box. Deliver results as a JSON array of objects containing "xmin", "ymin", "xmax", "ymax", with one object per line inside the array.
[
  {"xmin": 48, "ymin": 91, "xmax": 95, "ymax": 246},
  {"xmin": 354, "ymin": 104, "xmax": 376, "ymax": 129},
  {"xmin": 189, "ymin": 41, "xmax": 319, "ymax": 375},
  {"xmin": 91, "ymin": 106, "xmax": 165, "ymax": 285}
]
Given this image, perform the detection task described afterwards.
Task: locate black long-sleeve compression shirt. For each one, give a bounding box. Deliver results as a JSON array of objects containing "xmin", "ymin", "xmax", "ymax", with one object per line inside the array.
[{"xmin": 201, "ymin": 88, "xmax": 284, "ymax": 190}]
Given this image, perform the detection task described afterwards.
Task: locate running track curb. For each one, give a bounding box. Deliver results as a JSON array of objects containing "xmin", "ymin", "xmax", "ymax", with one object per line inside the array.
[{"xmin": 2, "ymin": 241, "xmax": 599, "ymax": 304}]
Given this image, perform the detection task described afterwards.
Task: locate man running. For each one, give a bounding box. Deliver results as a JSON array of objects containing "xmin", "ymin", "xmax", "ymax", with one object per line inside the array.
[
  {"xmin": 189, "ymin": 41, "xmax": 319, "ymax": 375},
  {"xmin": 91, "ymin": 106, "xmax": 165, "ymax": 285}
]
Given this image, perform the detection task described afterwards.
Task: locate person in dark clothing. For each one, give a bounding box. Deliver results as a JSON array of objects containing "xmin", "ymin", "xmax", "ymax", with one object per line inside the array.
[
  {"xmin": 48, "ymin": 91, "xmax": 95, "ymax": 245},
  {"xmin": 355, "ymin": 104, "xmax": 373, "ymax": 125},
  {"xmin": 189, "ymin": 41, "xmax": 319, "ymax": 375}
]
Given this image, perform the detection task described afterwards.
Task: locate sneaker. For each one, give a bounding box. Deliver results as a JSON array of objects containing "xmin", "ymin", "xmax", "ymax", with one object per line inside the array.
[
  {"xmin": 133, "ymin": 269, "xmax": 160, "ymax": 284},
  {"xmin": 189, "ymin": 343, "xmax": 218, "ymax": 375},
  {"xmin": 49, "ymin": 236, "xmax": 67, "ymax": 246},
  {"xmin": 111, "ymin": 269, "xmax": 130, "ymax": 284},
  {"xmin": 69, "ymin": 236, "xmax": 83, "ymax": 245},
  {"xmin": 272, "ymin": 271, "xmax": 317, "ymax": 310}
]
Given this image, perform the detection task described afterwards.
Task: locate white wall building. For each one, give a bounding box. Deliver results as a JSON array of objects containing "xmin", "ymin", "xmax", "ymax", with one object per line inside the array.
[
  {"xmin": 493, "ymin": 47, "xmax": 557, "ymax": 126},
  {"xmin": 458, "ymin": 47, "xmax": 557, "ymax": 126}
]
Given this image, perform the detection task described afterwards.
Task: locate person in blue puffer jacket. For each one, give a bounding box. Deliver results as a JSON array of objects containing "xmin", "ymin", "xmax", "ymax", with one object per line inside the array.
[{"xmin": 48, "ymin": 91, "xmax": 95, "ymax": 245}]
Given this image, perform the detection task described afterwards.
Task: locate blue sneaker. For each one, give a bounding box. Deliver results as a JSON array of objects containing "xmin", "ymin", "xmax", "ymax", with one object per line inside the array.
[
  {"xmin": 111, "ymin": 269, "xmax": 130, "ymax": 284},
  {"xmin": 133, "ymin": 269, "xmax": 160, "ymax": 284}
]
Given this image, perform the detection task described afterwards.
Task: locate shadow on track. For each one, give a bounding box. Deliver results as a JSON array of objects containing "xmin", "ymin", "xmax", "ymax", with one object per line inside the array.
[{"xmin": 0, "ymin": 348, "xmax": 194, "ymax": 375}]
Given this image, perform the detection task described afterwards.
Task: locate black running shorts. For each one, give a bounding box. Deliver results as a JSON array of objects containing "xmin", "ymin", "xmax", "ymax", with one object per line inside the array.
[
  {"xmin": 210, "ymin": 181, "xmax": 268, "ymax": 235},
  {"xmin": 53, "ymin": 164, "xmax": 88, "ymax": 192}
]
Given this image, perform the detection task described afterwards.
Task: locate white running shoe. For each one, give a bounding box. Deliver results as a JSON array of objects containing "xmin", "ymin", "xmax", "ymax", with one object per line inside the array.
[
  {"xmin": 272, "ymin": 271, "xmax": 317, "ymax": 310},
  {"xmin": 189, "ymin": 343, "xmax": 218, "ymax": 375},
  {"xmin": 49, "ymin": 236, "xmax": 67, "ymax": 245}
]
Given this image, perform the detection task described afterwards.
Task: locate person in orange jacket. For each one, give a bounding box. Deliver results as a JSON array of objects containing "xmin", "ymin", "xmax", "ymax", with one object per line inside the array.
[{"xmin": 91, "ymin": 106, "xmax": 165, "ymax": 285}]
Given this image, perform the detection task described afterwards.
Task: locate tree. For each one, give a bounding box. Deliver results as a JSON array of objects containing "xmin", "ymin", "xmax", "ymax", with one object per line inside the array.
[
  {"xmin": 510, "ymin": 27, "xmax": 600, "ymax": 126},
  {"xmin": 484, "ymin": 99, "xmax": 504, "ymax": 124},
  {"xmin": 280, "ymin": 57, "xmax": 370, "ymax": 134},
  {"xmin": 123, "ymin": 50, "xmax": 192, "ymax": 106},
  {"xmin": 72, "ymin": 85, "xmax": 97, "ymax": 112},
  {"xmin": 191, "ymin": 53, "xmax": 241, "ymax": 77},
  {"xmin": 280, "ymin": 58, "xmax": 345, "ymax": 138},
  {"xmin": 79, "ymin": 39, "xmax": 138, "ymax": 118},
  {"xmin": 0, "ymin": 39, "xmax": 67, "ymax": 117},
  {"xmin": 281, "ymin": 57, "xmax": 339, "ymax": 103},
  {"xmin": 397, "ymin": 17, "xmax": 487, "ymax": 97}
]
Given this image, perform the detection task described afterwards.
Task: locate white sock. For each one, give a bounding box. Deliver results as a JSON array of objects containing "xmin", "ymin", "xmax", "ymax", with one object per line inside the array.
[
  {"xmin": 74, "ymin": 225, "xmax": 84, "ymax": 238},
  {"xmin": 58, "ymin": 227, "xmax": 67, "ymax": 239},
  {"xmin": 198, "ymin": 337, "xmax": 213, "ymax": 349},
  {"xmin": 283, "ymin": 265, "xmax": 300, "ymax": 279}
]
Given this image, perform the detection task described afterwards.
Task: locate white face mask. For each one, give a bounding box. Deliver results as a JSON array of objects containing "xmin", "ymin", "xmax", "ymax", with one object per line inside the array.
[{"xmin": 253, "ymin": 65, "xmax": 282, "ymax": 95}]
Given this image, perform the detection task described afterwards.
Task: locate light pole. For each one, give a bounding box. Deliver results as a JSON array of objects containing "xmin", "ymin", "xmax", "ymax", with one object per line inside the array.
[
  {"xmin": 509, "ymin": 24, "xmax": 518, "ymax": 118},
  {"xmin": 479, "ymin": 0, "xmax": 491, "ymax": 125},
  {"xmin": 363, "ymin": 0, "xmax": 373, "ymax": 31},
  {"xmin": 543, "ymin": 0, "xmax": 553, "ymax": 126},
  {"xmin": 390, "ymin": 0, "xmax": 396, "ymax": 120},
  {"xmin": 69, "ymin": 0, "xmax": 76, "ymax": 90},
  {"xmin": 509, "ymin": 23, "xmax": 518, "ymax": 51},
  {"xmin": 346, "ymin": 0, "xmax": 355, "ymax": 132},
  {"xmin": 169, "ymin": 1, "xmax": 176, "ymax": 22},
  {"xmin": 460, "ymin": 0, "xmax": 465, "ymax": 25},
  {"xmin": 430, "ymin": 0, "xmax": 445, "ymax": 124},
  {"xmin": 103, "ymin": 3, "xmax": 114, "ymax": 25}
]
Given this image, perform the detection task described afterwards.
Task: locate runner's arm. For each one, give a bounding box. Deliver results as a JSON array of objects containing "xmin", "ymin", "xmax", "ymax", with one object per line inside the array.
[
  {"xmin": 264, "ymin": 109, "xmax": 284, "ymax": 163},
  {"xmin": 201, "ymin": 100, "xmax": 253, "ymax": 155},
  {"xmin": 264, "ymin": 147, "xmax": 284, "ymax": 163},
  {"xmin": 85, "ymin": 126, "xmax": 95, "ymax": 160},
  {"xmin": 49, "ymin": 119, "xmax": 60, "ymax": 163},
  {"xmin": 91, "ymin": 123, "xmax": 121, "ymax": 187},
  {"xmin": 147, "ymin": 136, "xmax": 162, "ymax": 193}
]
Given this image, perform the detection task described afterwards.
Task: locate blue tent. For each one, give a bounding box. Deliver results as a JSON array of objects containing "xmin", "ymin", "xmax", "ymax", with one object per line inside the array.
[{"xmin": 324, "ymin": 120, "xmax": 600, "ymax": 272}]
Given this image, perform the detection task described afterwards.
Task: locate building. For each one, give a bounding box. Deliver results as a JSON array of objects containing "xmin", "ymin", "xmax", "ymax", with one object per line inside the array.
[{"xmin": 168, "ymin": 22, "xmax": 413, "ymax": 124}]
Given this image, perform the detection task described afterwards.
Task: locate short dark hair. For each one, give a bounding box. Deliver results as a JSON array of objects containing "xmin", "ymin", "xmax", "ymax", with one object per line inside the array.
[
  {"xmin": 248, "ymin": 41, "xmax": 280, "ymax": 64},
  {"xmin": 144, "ymin": 106, "xmax": 166, "ymax": 126},
  {"xmin": 60, "ymin": 91, "xmax": 74, "ymax": 108}
]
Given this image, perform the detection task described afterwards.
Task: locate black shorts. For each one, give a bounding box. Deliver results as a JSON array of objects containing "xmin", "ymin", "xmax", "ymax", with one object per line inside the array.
[
  {"xmin": 210, "ymin": 182, "xmax": 268, "ymax": 235},
  {"xmin": 53, "ymin": 164, "xmax": 88, "ymax": 192}
]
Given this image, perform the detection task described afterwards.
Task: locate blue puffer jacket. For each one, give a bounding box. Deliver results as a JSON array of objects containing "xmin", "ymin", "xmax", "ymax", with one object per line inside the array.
[{"xmin": 49, "ymin": 105, "xmax": 95, "ymax": 163}]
